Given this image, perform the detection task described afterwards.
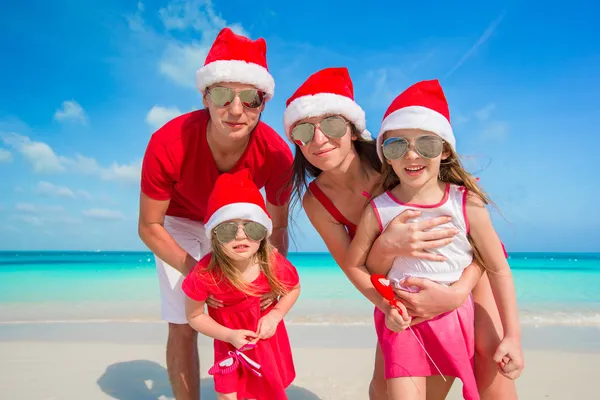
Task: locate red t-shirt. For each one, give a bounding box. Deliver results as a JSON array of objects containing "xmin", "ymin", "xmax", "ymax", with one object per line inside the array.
[
  {"xmin": 182, "ymin": 251, "xmax": 300, "ymax": 304},
  {"xmin": 141, "ymin": 109, "xmax": 294, "ymax": 221}
]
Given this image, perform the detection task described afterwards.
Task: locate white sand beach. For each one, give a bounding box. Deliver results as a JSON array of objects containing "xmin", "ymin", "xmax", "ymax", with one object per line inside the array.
[{"xmin": 1, "ymin": 322, "xmax": 598, "ymax": 399}]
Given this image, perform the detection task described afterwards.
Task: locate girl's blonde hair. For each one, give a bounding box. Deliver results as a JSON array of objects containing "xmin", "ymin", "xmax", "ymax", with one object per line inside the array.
[
  {"xmin": 379, "ymin": 140, "xmax": 494, "ymax": 270},
  {"xmin": 208, "ymin": 234, "xmax": 292, "ymax": 297}
]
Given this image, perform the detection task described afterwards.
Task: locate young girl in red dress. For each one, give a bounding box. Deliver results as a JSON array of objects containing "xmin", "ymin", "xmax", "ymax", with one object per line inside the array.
[{"xmin": 182, "ymin": 168, "xmax": 301, "ymax": 400}]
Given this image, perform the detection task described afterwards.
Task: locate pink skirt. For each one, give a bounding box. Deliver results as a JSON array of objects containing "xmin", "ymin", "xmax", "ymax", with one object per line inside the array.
[{"xmin": 374, "ymin": 296, "xmax": 479, "ymax": 400}]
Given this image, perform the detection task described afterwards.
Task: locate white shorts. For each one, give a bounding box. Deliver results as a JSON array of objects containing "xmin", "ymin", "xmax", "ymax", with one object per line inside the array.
[{"xmin": 154, "ymin": 216, "xmax": 211, "ymax": 324}]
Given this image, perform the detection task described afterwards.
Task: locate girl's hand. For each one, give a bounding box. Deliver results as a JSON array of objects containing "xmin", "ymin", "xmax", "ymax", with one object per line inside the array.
[
  {"xmin": 226, "ymin": 329, "xmax": 258, "ymax": 349},
  {"xmin": 493, "ymin": 336, "xmax": 524, "ymax": 380},
  {"xmin": 379, "ymin": 210, "xmax": 457, "ymax": 261},
  {"xmin": 256, "ymin": 310, "xmax": 283, "ymax": 339},
  {"xmin": 384, "ymin": 302, "xmax": 411, "ymax": 332},
  {"xmin": 260, "ymin": 292, "xmax": 279, "ymax": 311},
  {"xmin": 205, "ymin": 295, "xmax": 224, "ymax": 309},
  {"xmin": 392, "ymin": 277, "xmax": 468, "ymax": 321}
]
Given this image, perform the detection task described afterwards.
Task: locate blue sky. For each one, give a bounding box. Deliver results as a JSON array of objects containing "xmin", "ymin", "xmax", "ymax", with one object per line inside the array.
[{"xmin": 0, "ymin": 0, "xmax": 598, "ymax": 252}]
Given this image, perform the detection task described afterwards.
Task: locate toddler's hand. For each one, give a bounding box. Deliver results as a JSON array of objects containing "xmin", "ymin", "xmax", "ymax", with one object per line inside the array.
[
  {"xmin": 493, "ymin": 336, "xmax": 524, "ymax": 380},
  {"xmin": 227, "ymin": 329, "xmax": 258, "ymax": 349},
  {"xmin": 256, "ymin": 310, "xmax": 283, "ymax": 339},
  {"xmin": 385, "ymin": 302, "xmax": 411, "ymax": 332}
]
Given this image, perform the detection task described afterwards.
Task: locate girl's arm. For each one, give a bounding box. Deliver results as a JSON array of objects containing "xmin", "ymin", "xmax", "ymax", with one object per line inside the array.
[{"xmin": 185, "ymin": 297, "xmax": 257, "ymax": 348}]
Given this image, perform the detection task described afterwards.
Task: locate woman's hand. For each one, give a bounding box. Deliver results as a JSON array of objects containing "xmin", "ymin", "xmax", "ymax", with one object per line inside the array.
[
  {"xmin": 375, "ymin": 210, "xmax": 458, "ymax": 262},
  {"xmin": 394, "ymin": 277, "xmax": 470, "ymax": 324},
  {"xmin": 205, "ymin": 295, "xmax": 224, "ymax": 309}
]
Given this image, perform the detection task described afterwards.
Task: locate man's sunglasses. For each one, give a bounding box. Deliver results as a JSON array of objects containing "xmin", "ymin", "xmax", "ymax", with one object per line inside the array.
[{"xmin": 206, "ymin": 86, "xmax": 265, "ymax": 109}]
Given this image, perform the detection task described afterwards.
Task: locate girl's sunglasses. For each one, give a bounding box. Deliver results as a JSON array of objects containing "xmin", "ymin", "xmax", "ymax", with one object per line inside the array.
[
  {"xmin": 290, "ymin": 116, "xmax": 348, "ymax": 147},
  {"xmin": 213, "ymin": 221, "xmax": 267, "ymax": 243},
  {"xmin": 382, "ymin": 135, "xmax": 445, "ymax": 160},
  {"xmin": 207, "ymin": 87, "xmax": 265, "ymax": 109}
]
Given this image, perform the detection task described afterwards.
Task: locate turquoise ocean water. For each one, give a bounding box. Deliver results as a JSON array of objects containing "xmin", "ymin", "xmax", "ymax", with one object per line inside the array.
[{"xmin": 1, "ymin": 251, "xmax": 599, "ymax": 326}]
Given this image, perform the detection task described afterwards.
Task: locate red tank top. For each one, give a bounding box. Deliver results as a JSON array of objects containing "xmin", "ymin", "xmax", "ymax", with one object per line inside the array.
[{"xmin": 308, "ymin": 181, "xmax": 358, "ymax": 239}]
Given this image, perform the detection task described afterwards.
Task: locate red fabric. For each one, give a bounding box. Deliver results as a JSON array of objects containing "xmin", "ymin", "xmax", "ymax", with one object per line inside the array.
[
  {"xmin": 308, "ymin": 181, "xmax": 357, "ymax": 239},
  {"xmin": 182, "ymin": 252, "xmax": 299, "ymax": 399},
  {"xmin": 140, "ymin": 109, "xmax": 293, "ymax": 221},
  {"xmin": 204, "ymin": 27, "xmax": 268, "ymax": 69},
  {"xmin": 285, "ymin": 67, "xmax": 355, "ymax": 106},
  {"xmin": 383, "ymin": 79, "xmax": 450, "ymax": 121}
]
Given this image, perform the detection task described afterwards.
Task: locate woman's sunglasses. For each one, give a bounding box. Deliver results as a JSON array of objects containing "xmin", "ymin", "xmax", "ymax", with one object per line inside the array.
[
  {"xmin": 206, "ymin": 87, "xmax": 265, "ymax": 109},
  {"xmin": 290, "ymin": 116, "xmax": 349, "ymax": 147},
  {"xmin": 213, "ymin": 221, "xmax": 267, "ymax": 243},
  {"xmin": 382, "ymin": 135, "xmax": 445, "ymax": 160}
]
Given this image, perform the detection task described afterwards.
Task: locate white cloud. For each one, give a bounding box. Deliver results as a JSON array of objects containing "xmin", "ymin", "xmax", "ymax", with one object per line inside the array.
[
  {"xmin": 0, "ymin": 148, "xmax": 12, "ymax": 163},
  {"xmin": 475, "ymin": 104, "xmax": 496, "ymax": 121},
  {"xmin": 129, "ymin": 0, "xmax": 247, "ymax": 89},
  {"xmin": 54, "ymin": 100, "xmax": 88, "ymax": 124},
  {"xmin": 146, "ymin": 105, "xmax": 183, "ymax": 130},
  {"xmin": 100, "ymin": 160, "xmax": 142, "ymax": 184},
  {"xmin": 1, "ymin": 133, "xmax": 139, "ymax": 184},
  {"xmin": 482, "ymin": 121, "xmax": 509, "ymax": 140},
  {"xmin": 16, "ymin": 203, "xmax": 64, "ymax": 213},
  {"xmin": 16, "ymin": 203, "xmax": 37, "ymax": 213},
  {"xmin": 82, "ymin": 208, "xmax": 126, "ymax": 221},
  {"xmin": 159, "ymin": 42, "xmax": 209, "ymax": 88},
  {"xmin": 17, "ymin": 215, "xmax": 43, "ymax": 226},
  {"xmin": 35, "ymin": 181, "xmax": 76, "ymax": 198},
  {"xmin": 77, "ymin": 190, "xmax": 93, "ymax": 200},
  {"xmin": 2, "ymin": 133, "xmax": 65, "ymax": 173}
]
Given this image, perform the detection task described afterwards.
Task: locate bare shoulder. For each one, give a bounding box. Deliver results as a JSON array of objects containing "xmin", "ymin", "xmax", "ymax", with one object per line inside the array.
[{"xmin": 465, "ymin": 191, "xmax": 486, "ymax": 209}]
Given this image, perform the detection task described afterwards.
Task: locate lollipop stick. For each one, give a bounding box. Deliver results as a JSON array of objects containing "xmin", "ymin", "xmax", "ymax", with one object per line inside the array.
[{"xmin": 407, "ymin": 326, "xmax": 446, "ymax": 381}]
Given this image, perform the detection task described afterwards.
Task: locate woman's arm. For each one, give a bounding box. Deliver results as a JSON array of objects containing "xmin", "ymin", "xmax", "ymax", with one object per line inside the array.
[
  {"xmin": 303, "ymin": 195, "xmax": 386, "ymax": 310},
  {"xmin": 466, "ymin": 194, "xmax": 523, "ymax": 378}
]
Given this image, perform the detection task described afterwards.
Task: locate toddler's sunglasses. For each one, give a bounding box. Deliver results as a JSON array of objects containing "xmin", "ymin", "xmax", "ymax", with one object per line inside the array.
[
  {"xmin": 291, "ymin": 116, "xmax": 348, "ymax": 147},
  {"xmin": 382, "ymin": 135, "xmax": 445, "ymax": 160},
  {"xmin": 207, "ymin": 86, "xmax": 265, "ymax": 109},
  {"xmin": 214, "ymin": 221, "xmax": 267, "ymax": 243}
]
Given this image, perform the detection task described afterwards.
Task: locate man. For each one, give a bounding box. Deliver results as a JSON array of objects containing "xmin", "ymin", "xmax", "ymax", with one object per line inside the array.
[{"xmin": 138, "ymin": 28, "xmax": 292, "ymax": 400}]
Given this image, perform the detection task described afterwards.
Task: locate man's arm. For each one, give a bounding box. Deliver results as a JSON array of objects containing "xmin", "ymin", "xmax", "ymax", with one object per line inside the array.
[
  {"xmin": 266, "ymin": 201, "xmax": 289, "ymax": 256},
  {"xmin": 138, "ymin": 192, "xmax": 197, "ymax": 275}
]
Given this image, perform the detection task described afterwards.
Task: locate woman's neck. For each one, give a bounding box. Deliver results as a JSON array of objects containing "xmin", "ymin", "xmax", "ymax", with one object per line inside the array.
[{"xmin": 321, "ymin": 149, "xmax": 373, "ymax": 195}]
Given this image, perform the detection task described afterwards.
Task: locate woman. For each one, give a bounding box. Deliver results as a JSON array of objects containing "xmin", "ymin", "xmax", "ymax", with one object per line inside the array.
[{"xmin": 284, "ymin": 67, "xmax": 518, "ymax": 399}]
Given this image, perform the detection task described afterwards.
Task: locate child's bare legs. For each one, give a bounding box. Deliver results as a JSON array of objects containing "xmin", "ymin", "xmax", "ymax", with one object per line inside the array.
[
  {"xmin": 387, "ymin": 377, "xmax": 426, "ymax": 400},
  {"xmin": 217, "ymin": 392, "xmax": 237, "ymax": 400},
  {"xmin": 388, "ymin": 376, "xmax": 455, "ymax": 400},
  {"xmin": 472, "ymin": 273, "xmax": 518, "ymax": 399},
  {"xmin": 425, "ymin": 376, "xmax": 455, "ymax": 400},
  {"xmin": 369, "ymin": 343, "xmax": 388, "ymax": 400}
]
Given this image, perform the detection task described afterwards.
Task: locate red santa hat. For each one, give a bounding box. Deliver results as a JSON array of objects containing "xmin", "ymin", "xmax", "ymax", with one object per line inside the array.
[
  {"xmin": 204, "ymin": 169, "xmax": 272, "ymax": 239},
  {"xmin": 196, "ymin": 28, "xmax": 275, "ymax": 101},
  {"xmin": 283, "ymin": 67, "xmax": 371, "ymax": 141},
  {"xmin": 376, "ymin": 79, "xmax": 455, "ymax": 161}
]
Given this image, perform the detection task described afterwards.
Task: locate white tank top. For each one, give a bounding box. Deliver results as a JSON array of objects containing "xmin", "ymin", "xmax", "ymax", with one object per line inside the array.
[{"xmin": 371, "ymin": 183, "xmax": 473, "ymax": 290}]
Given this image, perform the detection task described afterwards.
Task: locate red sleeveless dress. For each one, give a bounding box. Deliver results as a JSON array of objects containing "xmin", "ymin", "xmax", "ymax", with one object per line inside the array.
[{"xmin": 182, "ymin": 252, "xmax": 299, "ymax": 399}]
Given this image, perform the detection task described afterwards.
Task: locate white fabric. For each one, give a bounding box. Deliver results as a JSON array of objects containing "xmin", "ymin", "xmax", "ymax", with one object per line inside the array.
[
  {"xmin": 154, "ymin": 216, "xmax": 211, "ymax": 324},
  {"xmin": 371, "ymin": 184, "xmax": 472, "ymax": 290}
]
